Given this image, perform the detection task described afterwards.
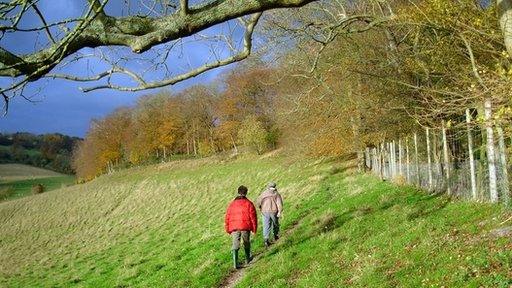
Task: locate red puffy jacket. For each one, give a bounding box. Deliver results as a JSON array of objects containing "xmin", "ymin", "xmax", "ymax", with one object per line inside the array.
[{"xmin": 224, "ymin": 196, "xmax": 257, "ymax": 234}]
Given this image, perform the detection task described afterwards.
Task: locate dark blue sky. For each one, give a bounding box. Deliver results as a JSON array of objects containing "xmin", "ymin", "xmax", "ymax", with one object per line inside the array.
[{"xmin": 0, "ymin": 0, "xmax": 243, "ymax": 137}]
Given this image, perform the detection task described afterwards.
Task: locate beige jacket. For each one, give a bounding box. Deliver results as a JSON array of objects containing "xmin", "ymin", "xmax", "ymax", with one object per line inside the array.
[{"xmin": 256, "ymin": 188, "xmax": 283, "ymax": 214}]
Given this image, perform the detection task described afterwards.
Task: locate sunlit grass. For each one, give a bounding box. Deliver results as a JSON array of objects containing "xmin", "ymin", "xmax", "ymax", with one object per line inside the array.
[
  {"xmin": 0, "ymin": 176, "xmax": 75, "ymax": 201},
  {"xmin": 0, "ymin": 156, "xmax": 331, "ymax": 287},
  {"xmin": 1, "ymin": 156, "xmax": 510, "ymax": 287},
  {"xmin": 238, "ymin": 173, "xmax": 512, "ymax": 287}
]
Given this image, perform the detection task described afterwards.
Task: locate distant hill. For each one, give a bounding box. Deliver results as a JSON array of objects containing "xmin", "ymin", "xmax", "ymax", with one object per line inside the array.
[{"xmin": 0, "ymin": 132, "xmax": 81, "ymax": 174}]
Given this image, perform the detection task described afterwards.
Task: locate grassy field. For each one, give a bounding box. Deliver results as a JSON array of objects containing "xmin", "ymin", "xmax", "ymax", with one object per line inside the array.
[
  {"xmin": 0, "ymin": 157, "xmax": 511, "ymax": 287},
  {"xmin": 0, "ymin": 163, "xmax": 65, "ymax": 181},
  {"xmin": 238, "ymin": 172, "xmax": 512, "ymax": 287},
  {"xmin": 0, "ymin": 176, "xmax": 76, "ymax": 201},
  {"xmin": 0, "ymin": 156, "xmax": 329, "ymax": 287},
  {"xmin": 0, "ymin": 164, "xmax": 75, "ymax": 202}
]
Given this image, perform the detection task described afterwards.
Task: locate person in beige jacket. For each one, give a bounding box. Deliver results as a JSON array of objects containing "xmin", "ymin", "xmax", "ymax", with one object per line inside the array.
[{"xmin": 256, "ymin": 182, "xmax": 283, "ymax": 247}]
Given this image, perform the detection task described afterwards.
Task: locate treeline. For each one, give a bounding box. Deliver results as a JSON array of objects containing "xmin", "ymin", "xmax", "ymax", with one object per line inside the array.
[
  {"xmin": 75, "ymin": 0, "xmax": 512, "ymax": 201},
  {"xmin": 72, "ymin": 68, "xmax": 280, "ymax": 181},
  {"xmin": 0, "ymin": 132, "xmax": 80, "ymax": 174}
]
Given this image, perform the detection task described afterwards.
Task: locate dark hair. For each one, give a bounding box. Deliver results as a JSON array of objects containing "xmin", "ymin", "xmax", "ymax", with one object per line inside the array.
[{"xmin": 238, "ymin": 185, "xmax": 248, "ymax": 196}]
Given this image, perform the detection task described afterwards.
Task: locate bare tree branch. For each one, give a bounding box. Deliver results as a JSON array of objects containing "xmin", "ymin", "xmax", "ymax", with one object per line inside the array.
[
  {"xmin": 0, "ymin": 0, "xmax": 315, "ymax": 80},
  {"xmin": 80, "ymin": 12, "xmax": 263, "ymax": 92}
]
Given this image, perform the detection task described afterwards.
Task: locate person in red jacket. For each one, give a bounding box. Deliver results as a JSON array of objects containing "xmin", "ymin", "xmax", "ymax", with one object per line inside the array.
[{"xmin": 224, "ymin": 185, "xmax": 257, "ymax": 269}]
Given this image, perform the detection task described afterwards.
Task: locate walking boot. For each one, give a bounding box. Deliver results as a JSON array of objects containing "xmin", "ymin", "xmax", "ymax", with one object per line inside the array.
[
  {"xmin": 264, "ymin": 239, "xmax": 270, "ymax": 248},
  {"xmin": 231, "ymin": 249, "xmax": 240, "ymax": 269},
  {"xmin": 274, "ymin": 235, "xmax": 279, "ymax": 241},
  {"xmin": 244, "ymin": 246, "xmax": 253, "ymax": 264}
]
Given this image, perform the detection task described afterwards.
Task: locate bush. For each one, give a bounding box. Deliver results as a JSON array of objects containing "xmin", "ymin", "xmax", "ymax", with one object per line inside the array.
[{"xmin": 31, "ymin": 184, "xmax": 45, "ymax": 194}]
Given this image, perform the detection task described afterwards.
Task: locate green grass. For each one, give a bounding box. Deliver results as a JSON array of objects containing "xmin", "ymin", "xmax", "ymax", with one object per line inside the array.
[
  {"xmin": 0, "ymin": 176, "xmax": 76, "ymax": 201},
  {"xmin": 0, "ymin": 156, "xmax": 330, "ymax": 287},
  {"xmin": 237, "ymin": 172, "xmax": 512, "ymax": 287},
  {"xmin": 0, "ymin": 156, "xmax": 510, "ymax": 287}
]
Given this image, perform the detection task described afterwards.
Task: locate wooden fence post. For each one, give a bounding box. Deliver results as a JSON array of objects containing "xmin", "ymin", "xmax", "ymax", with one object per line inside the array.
[
  {"xmin": 388, "ymin": 142, "xmax": 393, "ymax": 179},
  {"xmin": 380, "ymin": 142, "xmax": 385, "ymax": 179},
  {"xmin": 484, "ymin": 98, "xmax": 498, "ymax": 202},
  {"xmin": 393, "ymin": 140, "xmax": 398, "ymax": 177},
  {"xmin": 398, "ymin": 138, "xmax": 403, "ymax": 176},
  {"xmin": 497, "ymin": 125, "xmax": 510, "ymax": 205},
  {"xmin": 426, "ymin": 127, "xmax": 433, "ymax": 190},
  {"xmin": 406, "ymin": 137, "xmax": 410, "ymax": 183},
  {"xmin": 442, "ymin": 120, "xmax": 451, "ymax": 195},
  {"xmin": 414, "ymin": 132, "xmax": 420, "ymax": 185},
  {"xmin": 466, "ymin": 109, "xmax": 477, "ymax": 200}
]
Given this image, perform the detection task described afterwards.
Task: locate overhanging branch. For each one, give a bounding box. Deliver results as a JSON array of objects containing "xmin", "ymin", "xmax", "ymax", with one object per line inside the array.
[{"xmin": 80, "ymin": 12, "xmax": 263, "ymax": 92}]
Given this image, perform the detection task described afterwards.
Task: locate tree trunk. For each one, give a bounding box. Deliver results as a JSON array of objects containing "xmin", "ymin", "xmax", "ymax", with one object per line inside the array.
[
  {"xmin": 498, "ymin": 0, "xmax": 512, "ymax": 57},
  {"xmin": 466, "ymin": 109, "xmax": 477, "ymax": 200},
  {"xmin": 485, "ymin": 98, "xmax": 499, "ymax": 202}
]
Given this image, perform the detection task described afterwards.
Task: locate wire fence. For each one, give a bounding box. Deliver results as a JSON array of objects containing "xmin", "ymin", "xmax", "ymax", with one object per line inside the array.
[{"xmin": 364, "ymin": 114, "xmax": 510, "ymax": 205}]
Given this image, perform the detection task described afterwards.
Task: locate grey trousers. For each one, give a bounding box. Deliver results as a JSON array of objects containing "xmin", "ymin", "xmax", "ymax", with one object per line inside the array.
[
  {"xmin": 231, "ymin": 230, "xmax": 250, "ymax": 250},
  {"xmin": 262, "ymin": 212, "xmax": 279, "ymax": 240}
]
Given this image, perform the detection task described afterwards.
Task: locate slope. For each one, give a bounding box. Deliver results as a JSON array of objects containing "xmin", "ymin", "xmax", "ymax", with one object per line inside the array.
[
  {"xmin": 237, "ymin": 172, "xmax": 512, "ymax": 287},
  {"xmin": 1, "ymin": 157, "xmax": 511, "ymax": 287},
  {"xmin": 0, "ymin": 156, "xmax": 330, "ymax": 287}
]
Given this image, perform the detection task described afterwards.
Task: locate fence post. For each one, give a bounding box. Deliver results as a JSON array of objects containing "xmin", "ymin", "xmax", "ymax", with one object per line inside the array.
[
  {"xmin": 442, "ymin": 120, "xmax": 451, "ymax": 195},
  {"xmin": 484, "ymin": 98, "xmax": 498, "ymax": 202},
  {"xmin": 374, "ymin": 148, "xmax": 378, "ymax": 175},
  {"xmin": 426, "ymin": 127, "xmax": 433, "ymax": 190},
  {"xmin": 391, "ymin": 141, "xmax": 396, "ymax": 178},
  {"xmin": 365, "ymin": 147, "xmax": 371, "ymax": 171},
  {"xmin": 388, "ymin": 142, "xmax": 393, "ymax": 179},
  {"xmin": 414, "ymin": 132, "xmax": 420, "ymax": 185},
  {"xmin": 406, "ymin": 137, "xmax": 410, "ymax": 183},
  {"xmin": 398, "ymin": 138, "xmax": 403, "ymax": 176},
  {"xmin": 497, "ymin": 125, "xmax": 510, "ymax": 205},
  {"xmin": 380, "ymin": 142, "xmax": 385, "ymax": 179},
  {"xmin": 466, "ymin": 108, "xmax": 477, "ymax": 200}
]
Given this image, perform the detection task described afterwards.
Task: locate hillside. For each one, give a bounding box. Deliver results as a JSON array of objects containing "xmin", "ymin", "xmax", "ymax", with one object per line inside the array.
[
  {"xmin": 0, "ymin": 132, "xmax": 80, "ymax": 174},
  {"xmin": 0, "ymin": 164, "xmax": 65, "ymax": 181},
  {"xmin": 0, "ymin": 157, "xmax": 511, "ymax": 287}
]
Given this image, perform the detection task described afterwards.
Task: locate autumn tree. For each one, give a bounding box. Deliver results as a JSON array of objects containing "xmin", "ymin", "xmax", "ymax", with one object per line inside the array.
[
  {"xmin": 73, "ymin": 108, "xmax": 131, "ymax": 180},
  {"xmin": 238, "ymin": 115, "xmax": 268, "ymax": 154}
]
